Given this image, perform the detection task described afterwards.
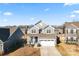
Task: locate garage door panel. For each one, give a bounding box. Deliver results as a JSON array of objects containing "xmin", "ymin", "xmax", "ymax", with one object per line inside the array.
[{"xmin": 40, "ymin": 39, "xmax": 56, "ymax": 46}]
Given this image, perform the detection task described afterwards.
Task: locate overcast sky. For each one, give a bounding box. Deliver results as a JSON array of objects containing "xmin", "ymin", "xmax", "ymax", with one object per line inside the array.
[{"xmin": 0, "ymin": 3, "xmax": 79, "ymax": 26}]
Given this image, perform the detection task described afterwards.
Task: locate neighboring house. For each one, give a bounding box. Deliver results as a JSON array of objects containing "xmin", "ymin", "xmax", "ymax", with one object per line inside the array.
[
  {"xmin": 55, "ymin": 26, "xmax": 64, "ymax": 35},
  {"xmin": 64, "ymin": 22, "xmax": 79, "ymax": 44},
  {"xmin": 0, "ymin": 28, "xmax": 10, "ymax": 52},
  {"xmin": 4, "ymin": 28, "xmax": 24, "ymax": 53},
  {"xmin": 27, "ymin": 20, "xmax": 56, "ymax": 46},
  {"xmin": 0, "ymin": 27, "xmax": 24, "ymax": 53}
]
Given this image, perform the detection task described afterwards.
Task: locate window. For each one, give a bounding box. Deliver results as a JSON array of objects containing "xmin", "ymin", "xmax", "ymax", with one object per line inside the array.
[
  {"xmin": 32, "ymin": 29, "xmax": 36, "ymax": 33},
  {"xmin": 47, "ymin": 30, "xmax": 51, "ymax": 33},
  {"xmin": 71, "ymin": 29, "xmax": 73, "ymax": 34},
  {"xmin": 39, "ymin": 29, "xmax": 42, "ymax": 33},
  {"xmin": 67, "ymin": 29, "xmax": 76, "ymax": 34},
  {"xmin": 73, "ymin": 37, "xmax": 76, "ymax": 41}
]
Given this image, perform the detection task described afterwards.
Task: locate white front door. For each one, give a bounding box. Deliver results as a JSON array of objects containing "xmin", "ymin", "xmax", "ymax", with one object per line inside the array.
[{"xmin": 40, "ymin": 39, "xmax": 56, "ymax": 46}]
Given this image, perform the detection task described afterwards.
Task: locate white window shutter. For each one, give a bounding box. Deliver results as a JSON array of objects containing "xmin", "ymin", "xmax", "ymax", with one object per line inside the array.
[
  {"xmin": 68, "ymin": 37, "xmax": 71, "ymax": 39},
  {"xmin": 68, "ymin": 29, "xmax": 71, "ymax": 33},
  {"xmin": 73, "ymin": 29, "xmax": 76, "ymax": 33}
]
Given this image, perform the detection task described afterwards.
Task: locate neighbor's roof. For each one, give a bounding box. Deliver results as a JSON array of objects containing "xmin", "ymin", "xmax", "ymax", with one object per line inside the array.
[
  {"xmin": 64, "ymin": 22, "xmax": 79, "ymax": 28},
  {"xmin": 0, "ymin": 28, "xmax": 10, "ymax": 42}
]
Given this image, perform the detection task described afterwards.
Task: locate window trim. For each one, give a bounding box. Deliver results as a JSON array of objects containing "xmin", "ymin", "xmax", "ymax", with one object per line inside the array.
[
  {"xmin": 31, "ymin": 29, "xmax": 36, "ymax": 33},
  {"xmin": 47, "ymin": 29, "xmax": 51, "ymax": 33}
]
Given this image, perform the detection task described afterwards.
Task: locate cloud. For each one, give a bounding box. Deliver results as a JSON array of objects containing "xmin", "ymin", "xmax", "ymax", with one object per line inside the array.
[
  {"xmin": 64, "ymin": 3, "xmax": 78, "ymax": 6},
  {"xmin": 70, "ymin": 14, "xmax": 76, "ymax": 18},
  {"xmin": 44, "ymin": 8, "xmax": 50, "ymax": 11},
  {"xmin": 30, "ymin": 17, "xmax": 37, "ymax": 20},
  {"xmin": 72, "ymin": 10, "xmax": 79, "ymax": 14},
  {"xmin": 30, "ymin": 17, "xmax": 35, "ymax": 20},
  {"xmin": 3, "ymin": 12, "xmax": 13, "ymax": 16},
  {"xmin": 3, "ymin": 19, "xmax": 8, "ymax": 22}
]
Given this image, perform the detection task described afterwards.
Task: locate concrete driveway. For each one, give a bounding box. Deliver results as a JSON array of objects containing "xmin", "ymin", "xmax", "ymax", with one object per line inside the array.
[{"xmin": 40, "ymin": 46, "xmax": 61, "ymax": 56}]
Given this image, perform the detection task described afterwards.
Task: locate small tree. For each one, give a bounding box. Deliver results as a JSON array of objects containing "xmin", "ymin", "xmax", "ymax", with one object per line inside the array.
[{"xmin": 56, "ymin": 36, "xmax": 61, "ymax": 45}]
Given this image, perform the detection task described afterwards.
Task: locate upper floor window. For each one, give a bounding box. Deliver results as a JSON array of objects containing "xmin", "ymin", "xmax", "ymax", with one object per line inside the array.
[
  {"xmin": 39, "ymin": 29, "xmax": 42, "ymax": 33},
  {"xmin": 73, "ymin": 37, "xmax": 77, "ymax": 41},
  {"xmin": 71, "ymin": 29, "xmax": 73, "ymax": 34},
  {"xmin": 71, "ymin": 29, "xmax": 77, "ymax": 34},
  {"xmin": 47, "ymin": 30, "xmax": 51, "ymax": 33},
  {"xmin": 67, "ymin": 29, "xmax": 76, "ymax": 34},
  {"xmin": 32, "ymin": 29, "xmax": 36, "ymax": 33},
  {"xmin": 73, "ymin": 29, "xmax": 76, "ymax": 33}
]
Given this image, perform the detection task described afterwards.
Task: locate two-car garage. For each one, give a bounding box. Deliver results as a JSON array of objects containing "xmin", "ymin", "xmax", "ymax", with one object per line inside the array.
[{"xmin": 39, "ymin": 39, "xmax": 56, "ymax": 46}]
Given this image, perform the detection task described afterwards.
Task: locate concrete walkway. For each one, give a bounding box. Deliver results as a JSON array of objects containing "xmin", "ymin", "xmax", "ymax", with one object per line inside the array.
[{"xmin": 40, "ymin": 46, "xmax": 61, "ymax": 56}]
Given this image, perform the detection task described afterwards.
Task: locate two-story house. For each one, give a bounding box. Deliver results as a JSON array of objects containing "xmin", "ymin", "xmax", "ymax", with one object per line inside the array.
[
  {"xmin": 64, "ymin": 22, "xmax": 79, "ymax": 44},
  {"xmin": 27, "ymin": 21, "xmax": 56, "ymax": 46}
]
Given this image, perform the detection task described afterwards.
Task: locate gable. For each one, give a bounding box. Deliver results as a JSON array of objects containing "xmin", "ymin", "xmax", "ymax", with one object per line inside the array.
[
  {"xmin": 41, "ymin": 26, "xmax": 55, "ymax": 34},
  {"xmin": 43, "ymin": 25, "xmax": 55, "ymax": 30},
  {"xmin": 28, "ymin": 25, "xmax": 39, "ymax": 31},
  {"xmin": 27, "ymin": 25, "xmax": 39, "ymax": 34},
  {"xmin": 35, "ymin": 20, "xmax": 47, "ymax": 29}
]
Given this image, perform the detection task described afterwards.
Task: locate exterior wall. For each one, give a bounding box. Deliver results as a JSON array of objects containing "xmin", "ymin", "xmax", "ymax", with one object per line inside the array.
[
  {"xmin": 41, "ymin": 26, "xmax": 55, "ymax": 34},
  {"xmin": 65, "ymin": 26, "xmax": 78, "ymax": 44},
  {"xmin": 27, "ymin": 34, "xmax": 56, "ymax": 45},
  {"xmin": 55, "ymin": 29, "xmax": 63, "ymax": 35},
  {"xmin": 58, "ymin": 29, "xmax": 63, "ymax": 34},
  {"xmin": 27, "ymin": 26, "xmax": 39, "ymax": 34},
  {"xmin": 27, "ymin": 34, "xmax": 39, "ymax": 45}
]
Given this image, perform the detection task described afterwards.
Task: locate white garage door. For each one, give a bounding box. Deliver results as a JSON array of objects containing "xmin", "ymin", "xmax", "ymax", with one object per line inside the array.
[{"xmin": 40, "ymin": 39, "xmax": 56, "ymax": 46}]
